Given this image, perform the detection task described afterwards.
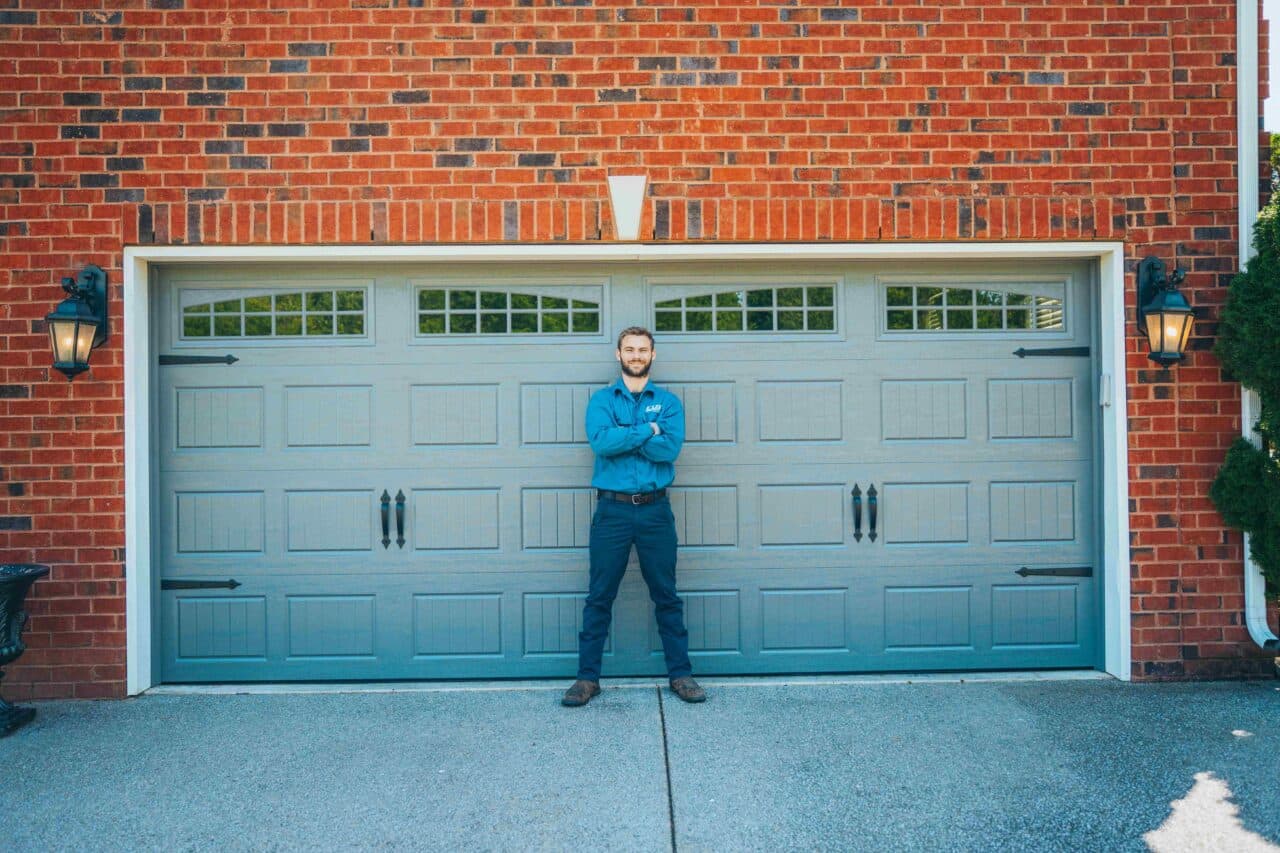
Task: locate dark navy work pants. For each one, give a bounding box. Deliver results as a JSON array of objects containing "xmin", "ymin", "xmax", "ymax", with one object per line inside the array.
[{"xmin": 577, "ymin": 496, "xmax": 692, "ymax": 682}]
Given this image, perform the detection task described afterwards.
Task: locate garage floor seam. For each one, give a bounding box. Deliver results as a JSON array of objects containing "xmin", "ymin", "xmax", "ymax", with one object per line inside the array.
[{"xmin": 656, "ymin": 686, "xmax": 678, "ymax": 853}]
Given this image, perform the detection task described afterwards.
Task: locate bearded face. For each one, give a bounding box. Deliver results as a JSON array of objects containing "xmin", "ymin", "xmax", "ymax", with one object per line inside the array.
[{"xmin": 617, "ymin": 334, "xmax": 654, "ymax": 378}]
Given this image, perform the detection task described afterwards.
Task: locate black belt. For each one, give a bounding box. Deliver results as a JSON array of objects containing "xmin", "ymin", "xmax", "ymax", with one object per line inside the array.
[{"xmin": 598, "ymin": 488, "xmax": 667, "ymax": 505}]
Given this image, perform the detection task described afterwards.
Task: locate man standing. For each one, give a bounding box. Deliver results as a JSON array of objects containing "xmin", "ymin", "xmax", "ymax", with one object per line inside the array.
[{"xmin": 562, "ymin": 327, "xmax": 707, "ymax": 707}]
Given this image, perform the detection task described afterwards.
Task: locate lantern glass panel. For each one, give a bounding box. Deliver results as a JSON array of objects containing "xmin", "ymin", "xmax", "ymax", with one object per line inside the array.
[
  {"xmin": 49, "ymin": 318, "xmax": 79, "ymax": 364},
  {"xmin": 1144, "ymin": 311, "xmax": 1164, "ymax": 352},
  {"xmin": 1175, "ymin": 312, "xmax": 1193, "ymax": 352},
  {"xmin": 75, "ymin": 320, "xmax": 98, "ymax": 362}
]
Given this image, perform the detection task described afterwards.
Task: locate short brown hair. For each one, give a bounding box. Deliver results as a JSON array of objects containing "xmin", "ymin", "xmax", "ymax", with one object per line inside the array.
[{"xmin": 615, "ymin": 326, "xmax": 655, "ymax": 350}]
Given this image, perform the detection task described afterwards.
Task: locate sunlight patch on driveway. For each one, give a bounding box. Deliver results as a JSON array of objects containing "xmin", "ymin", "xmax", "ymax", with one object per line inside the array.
[{"xmin": 1145, "ymin": 772, "xmax": 1279, "ymax": 852}]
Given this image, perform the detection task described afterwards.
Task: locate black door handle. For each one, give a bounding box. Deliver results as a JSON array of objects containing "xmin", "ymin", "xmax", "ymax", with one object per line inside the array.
[
  {"xmin": 868, "ymin": 484, "xmax": 878, "ymax": 543},
  {"xmin": 395, "ymin": 489, "xmax": 406, "ymax": 549},
  {"xmin": 851, "ymin": 485, "xmax": 862, "ymax": 542},
  {"xmin": 380, "ymin": 490, "xmax": 391, "ymax": 549}
]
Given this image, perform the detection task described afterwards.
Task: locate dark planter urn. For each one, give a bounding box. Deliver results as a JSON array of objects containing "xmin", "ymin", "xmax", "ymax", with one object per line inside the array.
[{"xmin": 0, "ymin": 563, "xmax": 49, "ymax": 736}]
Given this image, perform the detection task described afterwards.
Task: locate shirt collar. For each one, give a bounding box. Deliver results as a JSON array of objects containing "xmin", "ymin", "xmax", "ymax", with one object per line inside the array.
[{"xmin": 612, "ymin": 376, "xmax": 652, "ymax": 397}]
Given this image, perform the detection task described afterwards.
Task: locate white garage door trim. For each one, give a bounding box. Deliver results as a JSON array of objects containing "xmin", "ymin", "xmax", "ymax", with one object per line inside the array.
[{"xmin": 124, "ymin": 242, "xmax": 1130, "ymax": 695}]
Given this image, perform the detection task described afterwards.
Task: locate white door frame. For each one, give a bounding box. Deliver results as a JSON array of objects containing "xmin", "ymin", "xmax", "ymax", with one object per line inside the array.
[{"xmin": 124, "ymin": 241, "xmax": 1130, "ymax": 694}]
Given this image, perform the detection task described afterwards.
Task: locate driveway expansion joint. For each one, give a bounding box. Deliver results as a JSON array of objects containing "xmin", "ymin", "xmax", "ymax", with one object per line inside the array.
[{"xmin": 657, "ymin": 686, "xmax": 678, "ymax": 853}]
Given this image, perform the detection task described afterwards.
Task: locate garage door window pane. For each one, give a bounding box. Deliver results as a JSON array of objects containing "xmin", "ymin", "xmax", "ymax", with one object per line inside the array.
[
  {"xmin": 415, "ymin": 287, "xmax": 602, "ymax": 336},
  {"xmin": 245, "ymin": 315, "xmax": 272, "ymax": 336},
  {"xmin": 180, "ymin": 288, "xmax": 369, "ymax": 340},
  {"xmin": 450, "ymin": 314, "xmax": 477, "ymax": 333},
  {"xmin": 214, "ymin": 315, "xmax": 241, "ymax": 336},
  {"xmin": 884, "ymin": 282, "xmax": 1065, "ymax": 332},
  {"xmin": 716, "ymin": 310, "xmax": 744, "ymax": 331},
  {"xmin": 809, "ymin": 310, "xmax": 835, "ymax": 331},
  {"xmin": 652, "ymin": 284, "xmax": 837, "ymax": 333},
  {"xmin": 306, "ymin": 292, "xmax": 333, "ymax": 312},
  {"xmin": 184, "ymin": 315, "xmax": 211, "ymax": 337},
  {"xmin": 336, "ymin": 291, "xmax": 364, "ymax": 311}
]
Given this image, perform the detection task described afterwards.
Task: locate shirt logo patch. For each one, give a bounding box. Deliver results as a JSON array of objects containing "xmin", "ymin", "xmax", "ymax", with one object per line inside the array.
[{"xmin": 644, "ymin": 404, "xmax": 662, "ymax": 413}]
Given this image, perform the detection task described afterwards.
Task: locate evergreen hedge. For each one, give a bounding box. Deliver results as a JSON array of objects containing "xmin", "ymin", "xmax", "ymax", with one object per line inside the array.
[{"xmin": 1209, "ymin": 134, "xmax": 1280, "ymax": 595}]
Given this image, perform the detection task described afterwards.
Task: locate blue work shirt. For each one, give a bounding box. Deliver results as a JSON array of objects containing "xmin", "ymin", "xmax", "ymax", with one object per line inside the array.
[{"xmin": 586, "ymin": 377, "xmax": 685, "ymax": 492}]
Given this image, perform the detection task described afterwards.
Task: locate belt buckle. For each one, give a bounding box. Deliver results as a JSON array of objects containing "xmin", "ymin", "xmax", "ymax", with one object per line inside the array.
[{"xmin": 630, "ymin": 493, "xmax": 644, "ymax": 505}]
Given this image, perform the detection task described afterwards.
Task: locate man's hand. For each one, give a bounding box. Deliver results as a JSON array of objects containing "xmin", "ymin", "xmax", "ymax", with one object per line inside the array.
[{"xmin": 650, "ymin": 421, "xmax": 661, "ymax": 436}]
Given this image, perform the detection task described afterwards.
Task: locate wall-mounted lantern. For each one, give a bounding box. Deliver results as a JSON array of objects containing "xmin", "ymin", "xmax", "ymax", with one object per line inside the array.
[
  {"xmin": 1136, "ymin": 255, "xmax": 1194, "ymax": 367},
  {"xmin": 46, "ymin": 265, "xmax": 109, "ymax": 380}
]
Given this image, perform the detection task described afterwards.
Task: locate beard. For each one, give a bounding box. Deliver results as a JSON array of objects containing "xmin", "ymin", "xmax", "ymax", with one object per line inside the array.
[{"xmin": 621, "ymin": 359, "xmax": 652, "ymax": 378}]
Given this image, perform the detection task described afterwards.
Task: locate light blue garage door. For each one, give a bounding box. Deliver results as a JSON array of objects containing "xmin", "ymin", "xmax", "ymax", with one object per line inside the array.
[{"xmin": 155, "ymin": 259, "xmax": 1099, "ymax": 682}]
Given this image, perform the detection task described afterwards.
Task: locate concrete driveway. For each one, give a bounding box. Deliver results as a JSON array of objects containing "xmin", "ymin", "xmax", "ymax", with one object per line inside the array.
[{"xmin": 6, "ymin": 674, "xmax": 1279, "ymax": 851}]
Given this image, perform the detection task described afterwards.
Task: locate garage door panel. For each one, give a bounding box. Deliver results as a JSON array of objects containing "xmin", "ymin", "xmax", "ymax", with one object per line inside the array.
[
  {"xmin": 757, "ymin": 380, "xmax": 845, "ymax": 442},
  {"xmin": 410, "ymin": 384, "xmax": 500, "ymax": 446},
  {"xmin": 648, "ymin": 590, "xmax": 742, "ymax": 654},
  {"xmin": 758, "ymin": 485, "xmax": 847, "ymax": 546},
  {"xmin": 760, "ymin": 588, "xmax": 849, "ymax": 651},
  {"xmin": 665, "ymin": 382, "xmax": 738, "ymax": 443},
  {"xmin": 523, "ymin": 592, "xmax": 603, "ymax": 657},
  {"xmin": 989, "ymin": 481, "xmax": 1076, "ymax": 542},
  {"xmin": 880, "ymin": 482, "xmax": 970, "ymax": 544},
  {"xmin": 174, "ymin": 490, "xmax": 266, "ymax": 554},
  {"xmin": 285, "ymin": 595, "xmax": 377, "ymax": 659},
  {"xmin": 520, "ymin": 487, "xmax": 595, "ymax": 549},
  {"xmin": 284, "ymin": 385, "xmax": 374, "ymax": 447},
  {"xmin": 174, "ymin": 386, "xmax": 265, "ymax": 449},
  {"xmin": 880, "ymin": 379, "xmax": 968, "ymax": 441},
  {"xmin": 412, "ymin": 593, "xmax": 505, "ymax": 659},
  {"xmin": 285, "ymin": 490, "xmax": 376, "ymax": 552},
  {"xmin": 991, "ymin": 584, "xmax": 1080, "ymax": 648},
  {"xmin": 883, "ymin": 586, "xmax": 974, "ymax": 651},
  {"xmin": 988, "ymin": 378, "xmax": 1075, "ymax": 439},
  {"xmin": 670, "ymin": 486, "xmax": 739, "ymax": 548},
  {"xmin": 519, "ymin": 383, "xmax": 596, "ymax": 445},
  {"xmin": 411, "ymin": 488, "xmax": 501, "ymax": 551},
  {"xmin": 175, "ymin": 595, "xmax": 268, "ymax": 661}
]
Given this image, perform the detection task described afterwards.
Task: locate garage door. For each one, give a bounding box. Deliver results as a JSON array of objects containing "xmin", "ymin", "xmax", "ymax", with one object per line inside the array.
[{"xmin": 155, "ymin": 259, "xmax": 1099, "ymax": 682}]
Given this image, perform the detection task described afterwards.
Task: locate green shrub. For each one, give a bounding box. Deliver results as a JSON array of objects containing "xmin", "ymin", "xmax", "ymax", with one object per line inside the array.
[{"xmin": 1210, "ymin": 133, "xmax": 1280, "ymax": 595}]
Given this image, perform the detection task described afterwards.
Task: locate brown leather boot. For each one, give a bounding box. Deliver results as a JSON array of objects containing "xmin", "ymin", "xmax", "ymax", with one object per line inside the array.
[
  {"xmin": 669, "ymin": 676, "xmax": 706, "ymax": 703},
  {"xmin": 561, "ymin": 679, "xmax": 601, "ymax": 707}
]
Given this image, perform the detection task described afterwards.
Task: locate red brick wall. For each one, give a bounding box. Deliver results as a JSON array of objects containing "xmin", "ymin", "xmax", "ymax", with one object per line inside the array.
[{"xmin": 1, "ymin": 1, "xmax": 1274, "ymax": 698}]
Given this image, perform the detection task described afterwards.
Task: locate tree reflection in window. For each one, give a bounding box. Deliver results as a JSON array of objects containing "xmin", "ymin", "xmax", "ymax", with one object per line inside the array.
[
  {"xmin": 654, "ymin": 285, "xmax": 836, "ymax": 333},
  {"xmin": 884, "ymin": 284, "xmax": 1064, "ymax": 332}
]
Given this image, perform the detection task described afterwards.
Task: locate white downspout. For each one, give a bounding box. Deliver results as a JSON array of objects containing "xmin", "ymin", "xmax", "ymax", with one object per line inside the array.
[{"xmin": 1237, "ymin": 0, "xmax": 1279, "ymax": 652}]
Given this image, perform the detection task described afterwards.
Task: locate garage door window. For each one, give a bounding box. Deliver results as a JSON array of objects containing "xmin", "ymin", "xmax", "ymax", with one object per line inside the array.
[
  {"xmin": 181, "ymin": 288, "xmax": 367, "ymax": 339},
  {"xmin": 653, "ymin": 283, "xmax": 836, "ymax": 333},
  {"xmin": 416, "ymin": 286, "xmax": 601, "ymax": 336},
  {"xmin": 884, "ymin": 282, "xmax": 1065, "ymax": 333}
]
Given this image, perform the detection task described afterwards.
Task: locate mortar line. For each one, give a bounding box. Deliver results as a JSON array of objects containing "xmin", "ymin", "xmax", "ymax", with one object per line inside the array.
[{"xmin": 656, "ymin": 686, "xmax": 678, "ymax": 853}]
